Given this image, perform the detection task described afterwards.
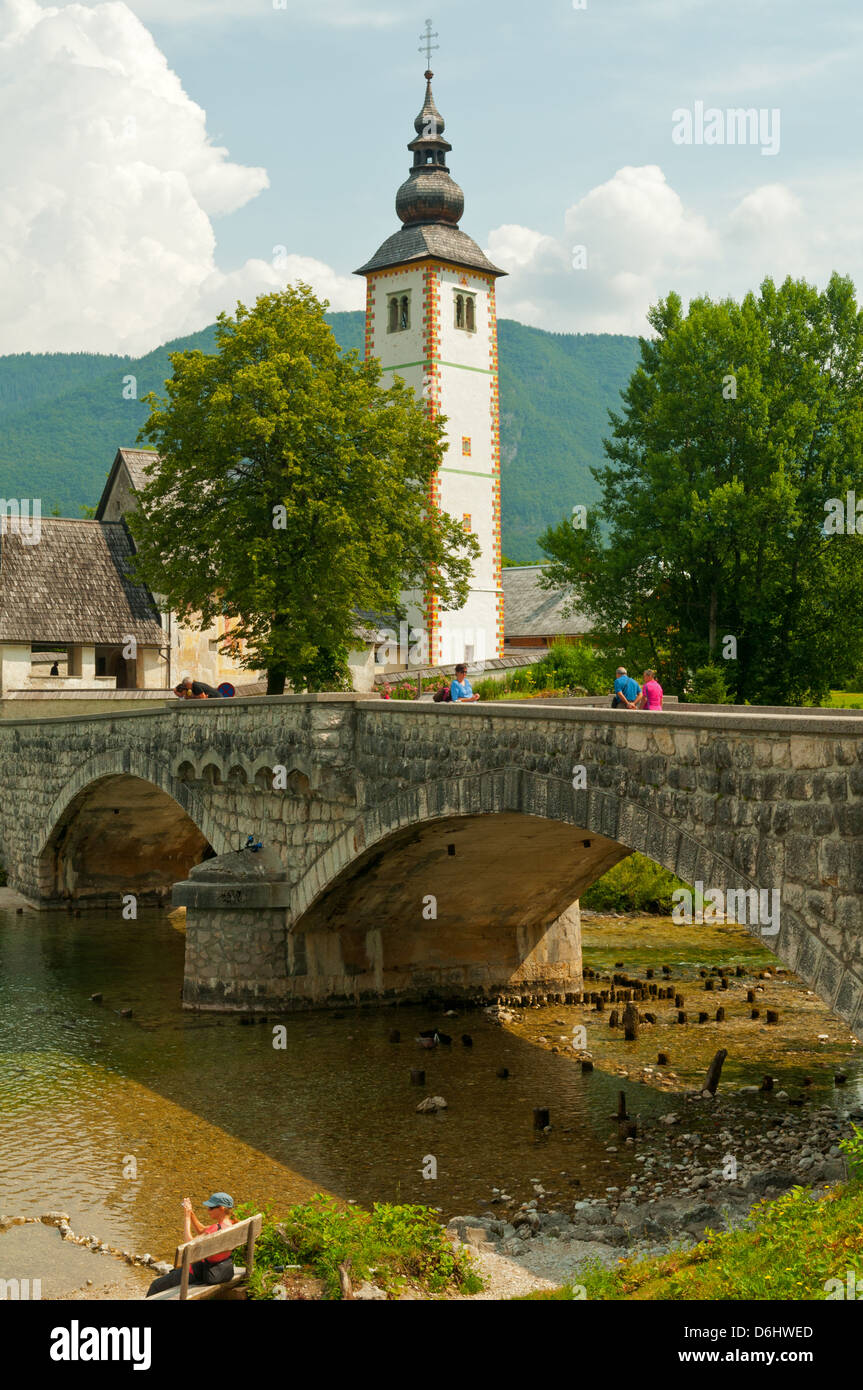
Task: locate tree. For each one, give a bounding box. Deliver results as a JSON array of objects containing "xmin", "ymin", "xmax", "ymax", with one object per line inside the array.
[
  {"xmin": 538, "ymin": 274, "xmax": 863, "ymax": 704},
  {"xmin": 128, "ymin": 285, "xmax": 479, "ymax": 693}
]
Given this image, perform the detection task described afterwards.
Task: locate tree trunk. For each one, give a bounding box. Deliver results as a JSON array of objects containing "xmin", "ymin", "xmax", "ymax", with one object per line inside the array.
[{"xmin": 266, "ymin": 664, "xmax": 288, "ymax": 695}]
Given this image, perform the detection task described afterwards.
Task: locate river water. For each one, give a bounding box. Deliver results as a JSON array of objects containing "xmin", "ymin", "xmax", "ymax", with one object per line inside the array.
[{"xmin": 1, "ymin": 900, "xmax": 861, "ymax": 1276}]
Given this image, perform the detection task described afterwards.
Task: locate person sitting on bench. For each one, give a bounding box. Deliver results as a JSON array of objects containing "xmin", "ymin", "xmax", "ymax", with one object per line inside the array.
[
  {"xmin": 146, "ymin": 1193, "xmax": 237, "ymax": 1297},
  {"xmin": 174, "ymin": 675, "xmax": 223, "ymax": 699}
]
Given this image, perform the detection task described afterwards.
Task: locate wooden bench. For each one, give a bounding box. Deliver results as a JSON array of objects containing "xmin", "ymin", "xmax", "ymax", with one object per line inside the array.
[{"xmin": 147, "ymin": 1213, "xmax": 263, "ymax": 1301}]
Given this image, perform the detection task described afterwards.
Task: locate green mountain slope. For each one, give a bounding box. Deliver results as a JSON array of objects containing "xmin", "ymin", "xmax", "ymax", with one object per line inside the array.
[{"xmin": 0, "ymin": 313, "xmax": 638, "ymax": 560}]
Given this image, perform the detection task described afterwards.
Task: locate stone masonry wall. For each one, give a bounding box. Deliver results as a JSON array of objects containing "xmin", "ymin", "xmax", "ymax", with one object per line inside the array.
[{"xmin": 0, "ymin": 698, "xmax": 861, "ymax": 1025}]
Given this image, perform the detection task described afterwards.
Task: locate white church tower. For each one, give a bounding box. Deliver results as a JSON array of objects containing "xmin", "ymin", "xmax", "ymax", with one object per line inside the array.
[{"xmin": 355, "ymin": 50, "xmax": 506, "ymax": 668}]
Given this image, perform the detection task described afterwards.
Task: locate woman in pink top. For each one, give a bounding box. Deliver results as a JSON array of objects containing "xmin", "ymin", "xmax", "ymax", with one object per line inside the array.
[{"xmin": 638, "ymin": 669, "xmax": 663, "ymax": 710}]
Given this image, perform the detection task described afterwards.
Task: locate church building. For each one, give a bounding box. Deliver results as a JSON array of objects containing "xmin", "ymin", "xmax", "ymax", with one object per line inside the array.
[{"xmin": 356, "ymin": 63, "xmax": 506, "ymax": 667}]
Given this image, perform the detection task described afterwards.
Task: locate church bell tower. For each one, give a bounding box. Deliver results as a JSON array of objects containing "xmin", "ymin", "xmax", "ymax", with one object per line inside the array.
[{"xmin": 355, "ymin": 40, "xmax": 506, "ymax": 668}]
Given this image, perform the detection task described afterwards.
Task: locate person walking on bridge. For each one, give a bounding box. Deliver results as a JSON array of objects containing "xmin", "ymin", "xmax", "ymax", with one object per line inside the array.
[
  {"xmin": 611, "ymin": 667, "xmax": 640, "ymax": 709},
  {"xmin": 637, "ymin": 669, "xmax": 664, "ymax": 710}
]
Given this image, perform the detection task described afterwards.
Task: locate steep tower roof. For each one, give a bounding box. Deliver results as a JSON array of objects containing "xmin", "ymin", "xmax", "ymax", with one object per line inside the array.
[{"xmin": 355, "ymin": 69, "xmax": 505, "ymax": 279}]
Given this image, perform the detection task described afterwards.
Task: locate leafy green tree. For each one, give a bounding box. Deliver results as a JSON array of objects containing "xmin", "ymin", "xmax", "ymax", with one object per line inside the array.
[
  {"xmin": 128, "ymin": 286, "xmax": 478, "ymax": 693},
  {"xmin": 538, "ymin": 274, "xmax": 863, "ymax": 705}
]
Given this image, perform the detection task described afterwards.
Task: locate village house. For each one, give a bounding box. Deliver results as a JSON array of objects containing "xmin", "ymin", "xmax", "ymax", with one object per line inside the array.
[
  {"xmin": 0, "ymin": 447, "xmax": 404, "ymax": 708},
  {"xmin": 502, "ymin": 564, "xmax": 590, "ymax": 650},
  {"xmin": 0, "ymin": 447, "xmax": 251, "ymax": 711}
]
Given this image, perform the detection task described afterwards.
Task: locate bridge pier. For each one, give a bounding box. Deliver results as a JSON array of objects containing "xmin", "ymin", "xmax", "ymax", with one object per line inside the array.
[{"xmin": 174, "ymin": 847, "xmax": 583, "ymax": 1013}]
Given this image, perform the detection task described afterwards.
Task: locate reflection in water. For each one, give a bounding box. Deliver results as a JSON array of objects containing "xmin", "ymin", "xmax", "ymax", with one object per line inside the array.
[{"xmin": 0, "ymin": 905, "xmax": 860, "ymax": 1264}]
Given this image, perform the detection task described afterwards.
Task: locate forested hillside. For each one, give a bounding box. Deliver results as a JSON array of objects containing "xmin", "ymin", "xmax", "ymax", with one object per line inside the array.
[{"xmin": 0, "ymin": 312, "xmax": 639, "ymax": 561}]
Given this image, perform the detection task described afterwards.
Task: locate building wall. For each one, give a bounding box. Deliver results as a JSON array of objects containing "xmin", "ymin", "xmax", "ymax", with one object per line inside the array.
[{"xmin": 97, "ymin": 462, "xmax": 143, "ymax": 523}]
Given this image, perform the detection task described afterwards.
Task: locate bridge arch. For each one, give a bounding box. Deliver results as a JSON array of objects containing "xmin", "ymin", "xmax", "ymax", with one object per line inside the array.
[
  {"xmin": 37, "ymin": 752, "xmax": 227, "ymax": 907},
  {"xmin": 287, "ymin": 767, "xmax": 811, "ymax": 1006}
]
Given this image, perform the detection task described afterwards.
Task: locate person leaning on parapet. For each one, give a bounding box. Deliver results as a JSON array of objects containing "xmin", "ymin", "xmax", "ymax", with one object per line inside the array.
[
  {"xmin": 174, "ymin": 675, "xmax": 223, "ymax": 699},
  {"xmin": 450, "ymin": 663, "xmax": 480, "ymax": 704},
  {"xmin": 636, "ymin": 669, "xmax": 664, "ymax": 711},
  {"xmin": 146, "ymin": 1193, "xmax": 237, "ymax": 1297},
  {"xmin": 611, "ymin": 667, "xmax": 641, "ymax": 710}
]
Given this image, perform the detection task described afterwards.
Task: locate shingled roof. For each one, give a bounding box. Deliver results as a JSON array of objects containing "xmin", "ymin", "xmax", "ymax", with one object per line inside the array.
[
  {"xmin": 502, "ymin": 565, "xmax": 590, "ymax": 639},
  {"xmin": 355, "ymin": 225, "xmax": 504, "ymax": 278},
  {"xmin": 0, "ymin": 519, "xmax": 164, "ymax": 645}
]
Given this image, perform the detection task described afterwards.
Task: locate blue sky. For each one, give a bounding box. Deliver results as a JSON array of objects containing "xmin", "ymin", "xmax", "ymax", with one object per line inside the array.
[{"xmin": 2, "ymin": 0, "xmax": 862, "ymax": 352}]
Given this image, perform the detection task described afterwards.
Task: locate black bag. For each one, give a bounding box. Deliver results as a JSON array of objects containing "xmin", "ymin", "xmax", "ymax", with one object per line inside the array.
[{"xmin": 432, "ymin": 683, "xmax": 452, "ymax": 703}]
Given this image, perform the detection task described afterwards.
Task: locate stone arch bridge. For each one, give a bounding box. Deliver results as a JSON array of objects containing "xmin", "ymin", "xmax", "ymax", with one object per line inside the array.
[{"xmin": 0, "ymin": 696, "xmax": 860, "ymax": 1028}]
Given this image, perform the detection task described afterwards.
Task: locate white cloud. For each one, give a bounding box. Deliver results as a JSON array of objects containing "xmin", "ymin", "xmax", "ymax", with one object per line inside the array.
[
  {"xmin": 488, "ymin": 163, "xmax": 863, "ymax": 334},
  {"xmin": 0, "ymin": 0, "xmax": 362, "ymax": 355},
  {"xmin": 49, "ymin": 0, "xmax": 398, "ymax": 25}
]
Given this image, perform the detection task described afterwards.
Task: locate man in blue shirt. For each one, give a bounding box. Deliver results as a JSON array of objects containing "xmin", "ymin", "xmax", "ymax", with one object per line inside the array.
[
  {"xmin": 611, "ymin": 667, "xmax": 641, "ymax": 709},
  {"xmin": 450, "ymin": 663, "xmax": 480, "ymax": 703}
]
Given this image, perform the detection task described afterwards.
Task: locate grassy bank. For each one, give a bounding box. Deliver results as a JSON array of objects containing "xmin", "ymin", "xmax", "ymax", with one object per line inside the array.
[
  {"xmin": 520, "ymin": 1180, "xmax": 863, "ymax": 1301},
  {"xmin": 233, "ymin": 1195, "xmax": 483, "ymax": 1300},
  {"xmin": 516, "ymin": 1162, "xmax": 863, "ymax": 1301}
]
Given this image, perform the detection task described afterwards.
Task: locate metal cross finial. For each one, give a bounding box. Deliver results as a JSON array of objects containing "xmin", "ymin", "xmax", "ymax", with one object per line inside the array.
[{"xmin": 419, "ymin": 18, "xmax": 439, "ymax": 68}]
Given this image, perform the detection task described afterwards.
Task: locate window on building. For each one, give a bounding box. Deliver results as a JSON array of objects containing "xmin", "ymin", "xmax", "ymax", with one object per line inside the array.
[
  {"xmin": 388, "ymin": 294, "xmax": 410, "ymax": 333},
  {"xmin": 455, "ymin": 292, "xmax": 476, "ymax": 332},
  {"xmin": 461, "ymin": 436, "xmax": 471, "ymax": 455},
  {"xmin": 462, "ymin": 513, "xmax": 472, "ymax": 531}
]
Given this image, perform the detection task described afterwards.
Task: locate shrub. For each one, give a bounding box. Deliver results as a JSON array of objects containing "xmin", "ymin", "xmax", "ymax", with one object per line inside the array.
[
  {"xmin": 686, "ymin": 662, "xmax": 734, "ymax": 704},
  {"xmin": 234, "ymin": 1195, "xmax": 484, "ymax": 1300},
  {"xmin": 533, "ymin": 639, "xmax": 613, "ymax": 696}
]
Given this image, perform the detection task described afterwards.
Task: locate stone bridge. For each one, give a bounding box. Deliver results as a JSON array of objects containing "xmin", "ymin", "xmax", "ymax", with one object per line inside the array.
[{"xmin": 0, "ymin": 696, "xmax": 861, "ymax": 1028}]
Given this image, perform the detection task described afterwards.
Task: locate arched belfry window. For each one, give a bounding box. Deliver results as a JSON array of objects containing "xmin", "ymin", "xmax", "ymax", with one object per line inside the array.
[
  {"xmin": 455, "ymin": 292, "xmax": 476, "ymax": 332},
  {"xmin": 388, "ymin": 293, "xmax": 410, "ymax": 333}
]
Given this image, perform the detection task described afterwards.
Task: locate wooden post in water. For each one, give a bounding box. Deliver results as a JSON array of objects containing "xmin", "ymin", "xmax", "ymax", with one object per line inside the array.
[
  {"xmin": 533, "ymin": 1107, "xmax": 550, "ymax": 1130},
  {"xmin": 704, "ymin": 1048, "xmax": 727, "ymax": 1095},
  {"xmin": 622, "ymin": 1003, "xmax": 639, "ymax": 1041}
]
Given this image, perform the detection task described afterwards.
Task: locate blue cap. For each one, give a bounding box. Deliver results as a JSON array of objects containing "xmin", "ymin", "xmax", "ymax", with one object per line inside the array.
[{"xmin": 203, "ymin": 1192, "xmax": 234, "ymax": 1209}]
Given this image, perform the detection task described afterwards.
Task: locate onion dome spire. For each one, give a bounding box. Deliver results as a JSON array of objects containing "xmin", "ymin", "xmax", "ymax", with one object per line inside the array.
[{"xmin": 395, "ymin": 70, "xmax": 464, "ymax": 228}]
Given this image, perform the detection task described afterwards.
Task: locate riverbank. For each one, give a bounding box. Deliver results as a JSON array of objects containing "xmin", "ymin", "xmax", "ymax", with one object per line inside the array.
[{"xmin": 517, "ymin": 1180, "xmax": 863, "ymax": 1301}]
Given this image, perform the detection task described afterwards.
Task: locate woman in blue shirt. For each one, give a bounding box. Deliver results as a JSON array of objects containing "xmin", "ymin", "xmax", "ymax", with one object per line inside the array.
[{"xmin": 450, "ymin": 663, "xmax": 480, "ymax": 703}]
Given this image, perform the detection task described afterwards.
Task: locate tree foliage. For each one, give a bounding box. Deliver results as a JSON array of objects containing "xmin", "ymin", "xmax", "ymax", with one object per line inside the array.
[
  {"xmin": 128, "ymin": 286, "xmax": 479, "ymax": 691},
  {"xmin": 539, "ymin": 274, "xmax": 863, "ymax": 704}
]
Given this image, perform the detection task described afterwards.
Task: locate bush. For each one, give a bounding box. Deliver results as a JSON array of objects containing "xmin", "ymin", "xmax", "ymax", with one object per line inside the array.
[
  {"xmin": 686, "ymin": 662, "xmax": 734, "ymax": 704},
  {"xmin": 234, "ymin": 1195, "xmax": 484, "ymax": 1300},
  {"xmin": 581, "ymin": 852, "xmax": 686, "ymax": 914},
  {"xmin": 533, "ymin": 639, "xmax": 612, "ymax": 696}
]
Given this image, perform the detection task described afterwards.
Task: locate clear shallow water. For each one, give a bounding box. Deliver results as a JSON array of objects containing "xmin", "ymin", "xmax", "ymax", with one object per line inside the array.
[
  {"xmin": 0, "ymin": 906, "xmax": 675, "ymax": 1260},
  {"xmin": 1, "ymin": 905, "xmax": 860, "ymax": 1268}
]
